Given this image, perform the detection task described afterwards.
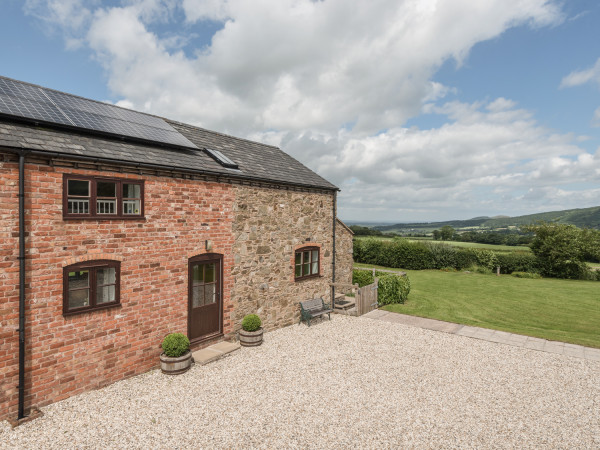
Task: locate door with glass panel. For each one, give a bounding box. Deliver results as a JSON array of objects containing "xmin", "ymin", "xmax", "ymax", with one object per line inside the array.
[{"xmin": 188, "ymin": 254, "xmax": 222, "ymax": 341}]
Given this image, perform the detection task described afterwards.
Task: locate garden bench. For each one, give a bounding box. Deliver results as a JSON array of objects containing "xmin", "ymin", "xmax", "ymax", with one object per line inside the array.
[{"xmin": 299, "ymin": 298, "xmax": 332, "ymax": 326}]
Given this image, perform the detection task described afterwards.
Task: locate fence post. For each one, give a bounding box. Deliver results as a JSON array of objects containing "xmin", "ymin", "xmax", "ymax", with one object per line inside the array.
[{"xmin": 497, "ymin": 266, "xmax": 500, "ymax": 276}]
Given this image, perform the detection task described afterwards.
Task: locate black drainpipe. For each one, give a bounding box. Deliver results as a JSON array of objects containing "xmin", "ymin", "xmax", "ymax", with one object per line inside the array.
[
  {"xmin": 331, "ymin": 191, "xmax": 337, "ymax": 306},
  {"xmin": 17, "ymin": 152, "xmax": 26, "ymax": 420}
]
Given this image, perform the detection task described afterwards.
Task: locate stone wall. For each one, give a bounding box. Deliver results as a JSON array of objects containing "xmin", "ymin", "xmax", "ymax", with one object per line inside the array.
[
  {"xmin": 230, "ymin": 186, "xmax": 335, "ymax": 333},
  {"xmin": 335, "ymin": 219, "xmax": 354, "ymax": 287}
]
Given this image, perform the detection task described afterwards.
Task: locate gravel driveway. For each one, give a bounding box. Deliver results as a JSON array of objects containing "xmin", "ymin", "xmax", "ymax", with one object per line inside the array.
[{"xmin": 1, "ymin": 315, "xmax": 599, "ymax": 449}]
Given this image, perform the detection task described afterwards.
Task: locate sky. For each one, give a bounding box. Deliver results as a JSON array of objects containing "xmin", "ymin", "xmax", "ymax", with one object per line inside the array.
[{"xmin": 1, "ymin": 0, "xmax": 600, "ymax": 223}]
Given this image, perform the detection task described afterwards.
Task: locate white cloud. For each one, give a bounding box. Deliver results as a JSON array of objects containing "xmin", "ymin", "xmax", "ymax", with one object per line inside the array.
[
  {"xmin": 181, "ymin": 0, "xmax": 232, "ymax": 22},
  {"xmin": 593, "ymin": 107, "xmax": 600, "ymax": 128},
  {"xmin": 561, "ymin": 58, "xmax": 600, "ymax": 88},
  {"xmin": 27, "ymin": 0, "xmax": 564, "ymax": 136},
  {"xmin": 272, "ymin": 98, "xmax": 599, "ymax": 221},
  {"xmin": 562, "ymin": 58, "xmax": 600, "ymax": 131},
  {"xmin": 23, "ymin": 0, "xmax": 95, "ymax": 48},
  {"xmin": 24, "ymin": 0, "xmax": 593, "ymax": 222}
]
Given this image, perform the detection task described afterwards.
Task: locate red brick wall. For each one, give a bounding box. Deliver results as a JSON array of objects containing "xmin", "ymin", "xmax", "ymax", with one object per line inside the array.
[{"xmin": 0, "ymin": 161, "xmax": 235, "ymax": 421}]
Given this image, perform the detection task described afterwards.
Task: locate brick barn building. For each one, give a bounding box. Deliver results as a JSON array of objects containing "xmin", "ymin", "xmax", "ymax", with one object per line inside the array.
[{"xmin": 0, "ymin": 76, "xmax": 353, "ymax": 422}]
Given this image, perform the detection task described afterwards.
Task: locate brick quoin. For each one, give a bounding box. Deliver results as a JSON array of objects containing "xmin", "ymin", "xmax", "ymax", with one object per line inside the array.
[{"xmin": 0, "ymin": 162, "xmax": 235, "ymax": 421}]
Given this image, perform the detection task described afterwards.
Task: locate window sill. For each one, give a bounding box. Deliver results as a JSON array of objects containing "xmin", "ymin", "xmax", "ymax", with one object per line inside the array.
[
  {"xmin": 63, "ymin": 302, "xmax": 122, "ymax": 317},
  {"xmin": 294, "ymin": 274, "xmax": 322, "ymax": 282},
  {"xmin": 63, "ymin": 216, "xmax": 146, "ymax": 221}
]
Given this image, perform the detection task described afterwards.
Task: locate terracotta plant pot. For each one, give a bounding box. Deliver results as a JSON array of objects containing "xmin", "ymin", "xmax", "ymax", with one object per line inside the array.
[
  {"xmin": 239, "ymin": 328, "xmax": 264, "ymax": 347},
  {"xmin": 160, "ymin": 351, "xmax": 192, "ymax": 375}
]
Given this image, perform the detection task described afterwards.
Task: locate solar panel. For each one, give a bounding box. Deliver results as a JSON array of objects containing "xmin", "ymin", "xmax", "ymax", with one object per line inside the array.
[
  {"xmin": 204, "ymin": 147, "xmax": 239, "ymax": 169},
  {"xmin": 0, "ymin": 76, "xmax": 198, "ymax": 150}
]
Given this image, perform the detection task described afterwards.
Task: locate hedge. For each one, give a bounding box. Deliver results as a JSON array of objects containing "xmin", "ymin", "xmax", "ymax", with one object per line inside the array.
[
  {"xmin": 354, "ymin": 238, "xmax": 538, "ymax": 274},
  {"xmin": 354, "ymin": 238, "xmax": 476, "ymax": 270},
  {"xmin": 352, "ymin": 269, "xmax": 411, "ymax": 305},
  {"xmin": 378, "ymin": 273, "xmax": 411, "ymax": 305},
  {"xmin": 495, "ymin": 252, "xmax": 540, "ymax": 274}
]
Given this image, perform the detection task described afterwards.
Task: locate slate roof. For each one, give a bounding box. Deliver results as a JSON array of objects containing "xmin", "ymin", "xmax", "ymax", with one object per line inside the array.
[{"xmin": 0, "ymin": 102, "xmax": 337, "ymax": 191}]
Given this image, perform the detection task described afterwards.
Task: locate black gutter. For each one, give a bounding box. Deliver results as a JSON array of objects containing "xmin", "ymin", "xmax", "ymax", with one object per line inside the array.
[
  {"xmin": 0, "ymin": 146, "xmax": 339, "ymax": 193},
  {"xmin": 331, "ymin": 191, "xmax": 337, "ymax": 307},
  {"xmin": 17, "ymin": 151, "xmax": 27, "ymax": 420}
]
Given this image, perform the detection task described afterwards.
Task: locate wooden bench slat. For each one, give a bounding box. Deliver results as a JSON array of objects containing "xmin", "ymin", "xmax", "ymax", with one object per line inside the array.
[{"xmin": 299, "ymin": 298, "xmax": 332, "ymax": 326}]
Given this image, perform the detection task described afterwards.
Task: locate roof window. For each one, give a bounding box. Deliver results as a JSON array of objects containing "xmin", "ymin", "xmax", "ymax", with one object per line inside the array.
[{"xmin": 203, "ymin": 147, "xmax": 239, "ymax": 169}]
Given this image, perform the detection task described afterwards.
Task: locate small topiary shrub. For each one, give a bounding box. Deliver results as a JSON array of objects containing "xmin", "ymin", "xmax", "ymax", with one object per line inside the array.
[
  {"xmin": 511, "ymin": 271, "xmax": 542, "ymax": 279},
  {"xmin": 242, "ymin": 314, "xmax": 262, "ymax": 332},
  {"xmin": 162, "ymin": 333, "xmax": 190, "ymax": 358}
]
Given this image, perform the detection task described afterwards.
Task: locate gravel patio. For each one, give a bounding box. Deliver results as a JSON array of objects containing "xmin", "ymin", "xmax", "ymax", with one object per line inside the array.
[{"xmin": 1, "ymin": 314, "xmax": 599, "ymax": 449}]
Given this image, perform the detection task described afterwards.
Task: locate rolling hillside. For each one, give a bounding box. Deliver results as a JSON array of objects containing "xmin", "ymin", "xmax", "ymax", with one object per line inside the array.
[{"xmin": 375, "ymin": 206, "xmax": 600, "ymax": 233}]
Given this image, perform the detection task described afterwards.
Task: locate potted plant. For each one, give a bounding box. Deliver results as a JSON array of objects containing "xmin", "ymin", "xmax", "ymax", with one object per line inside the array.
[
  {"xmin": 239, "ymin": 314, "xmax": 263, "ymax": 347},
  {"xmin": 160, "ymin": 333, "xmax": 192, "ymax": 374}
]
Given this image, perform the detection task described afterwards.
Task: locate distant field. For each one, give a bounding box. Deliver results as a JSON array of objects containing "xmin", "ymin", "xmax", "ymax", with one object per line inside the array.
[
  {"xmin": 353, "ymin": 235, "xmax": 531, "ymax": 252},
  {"xmin": 354, "ymin": 262, "xmax": 600, "ymax": 348},
  {"xmin": 420, "ymin": 240, "xmax": 531, "ymax": 252}
]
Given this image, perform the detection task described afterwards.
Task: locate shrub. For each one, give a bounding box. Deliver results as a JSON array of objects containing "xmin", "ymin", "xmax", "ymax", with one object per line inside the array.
[
  {"xmin": 352, "ymin": 269, "xmax": 411, "ymax": 304},
  {"xmin": 511, "ymin": 271, "xmax": 542, "ymax": 279},
  {"xmin": 241, "ymin": 314, "xmax": 262, "ymax": 332},
  {"xmin": 454, "ymin": 249, "xmax": 478, "ymax": 270},
  {"xmin": 353, "ymin": 269, "xmax": 374, "ymax": 287},
  {"xmin": 496, "ymin": 252, "xmax": 540, "ymax": 274},
  {"xmin": 377, "ymin": 273, "xmax": 411, "ymax": 305},
  {"xmin": 426, "ymin": 242, "xmax": 458, "ymax": 269},
  {"xmin": 473, "ymin": 249, "xmax": 499, "ymax": 270},
  {"xmin": 355, "ymin": 238, "xmax": 385, "ymax": 265},
  {"xmin": 526, "ymin": 223, "xmax": 594, "ymax": 279},
  {"xmin": 393, "ymin": 240, "xmax": 435, "ymax": 270},
  {"xmin": 465, "ymin": 265, "xmax": 493, "ymax": 275},
  {"xmin": 161, "ymin": 333, "xmax": 190, "ymax": 357}
]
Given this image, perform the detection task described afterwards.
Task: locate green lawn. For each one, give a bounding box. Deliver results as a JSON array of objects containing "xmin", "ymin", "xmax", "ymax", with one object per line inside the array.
[{"xmin": 355, "ymin": 263, "xmax": 600, "ymax": 348}]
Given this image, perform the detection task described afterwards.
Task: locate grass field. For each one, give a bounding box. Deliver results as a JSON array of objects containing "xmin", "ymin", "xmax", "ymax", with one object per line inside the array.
[
  {"xmin": 412, "ymin": 240, "xmax": 531, "ymax": 252},
  {"xmin": 355, "ymin": 262, "xmax": 600, "ymax": 348},
  {"xmin": 353, "ymin": 235, "xmax": 531, "ymax": 252}
]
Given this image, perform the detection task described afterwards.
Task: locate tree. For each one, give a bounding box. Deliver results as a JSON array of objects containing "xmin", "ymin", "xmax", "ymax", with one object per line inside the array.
[
  {"xmin": 432, "ymin": 229, "xmax": 441, "ymax": 240},
  {"xmin": 524, "ymin": 223, "xmax": 593, "ymax": 279},
  {"xmin": 440, "ymin": 225, "xmax": 455, "ymax": 241}
]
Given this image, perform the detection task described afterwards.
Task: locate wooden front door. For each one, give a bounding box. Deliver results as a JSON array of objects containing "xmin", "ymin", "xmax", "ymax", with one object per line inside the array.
[{"xmin": 188, "ymin": 254, "xmax": 222, "ymax": 342}]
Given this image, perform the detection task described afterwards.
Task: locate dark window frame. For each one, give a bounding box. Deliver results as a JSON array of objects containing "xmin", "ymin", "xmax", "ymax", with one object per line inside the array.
[
  {"xmin": 294, "ymin": 246, "xmax": 321, "ymax": 281},
  {"xmin": 63, "ymin": 174, "xmax": 145, "ymax": 219},
  {"xmin": 63, "ymin": 260, "xmax": 121, "ymax": 316}
]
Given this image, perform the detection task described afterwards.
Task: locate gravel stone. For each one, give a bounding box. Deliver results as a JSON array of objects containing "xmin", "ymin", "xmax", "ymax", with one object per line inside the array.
[{"xmin": 1, "ymin": 315, "xmax": 598, "ymax": 449}]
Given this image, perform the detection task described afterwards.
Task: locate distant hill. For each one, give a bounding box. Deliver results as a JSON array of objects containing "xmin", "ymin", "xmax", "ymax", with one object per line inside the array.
[{"xmin": 375, "ymin": 206, "xmax": 600, "ymax": 233}]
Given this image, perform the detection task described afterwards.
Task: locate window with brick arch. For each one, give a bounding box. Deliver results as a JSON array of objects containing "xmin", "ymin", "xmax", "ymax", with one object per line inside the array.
[
  {"xmin": 295, "ymin": 246, "xmax": 320, "ymax": 280},
  {"xmin": 63, "ymin": 174, "xmax": 144, "ymax": 219},
  {"xmin": 63, "ymin": 260, "xmax": 120, "ymax": 315}
]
